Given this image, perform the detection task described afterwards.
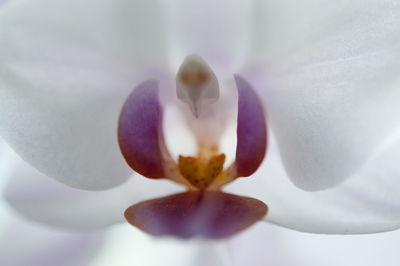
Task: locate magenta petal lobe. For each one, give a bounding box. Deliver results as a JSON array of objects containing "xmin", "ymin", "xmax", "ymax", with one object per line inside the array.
[
  {"xmin": 118, "ymin": 80, "xmax": 166, "ymax": 179},
  {"xmin": 125, "ymin": 191, "xmax": 267, "ymax": 239},
  {"xmin": 234, "ymin": 74, "xmax": 267, "ymax": 177}
]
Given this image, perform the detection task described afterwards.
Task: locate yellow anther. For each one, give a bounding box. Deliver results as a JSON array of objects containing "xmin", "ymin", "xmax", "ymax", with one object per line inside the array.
[{"xmin": 178, "ymin": 154, "xmax": 226, "ymax": 189}]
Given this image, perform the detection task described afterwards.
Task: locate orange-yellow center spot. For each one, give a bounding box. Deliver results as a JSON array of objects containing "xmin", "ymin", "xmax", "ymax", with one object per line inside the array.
[{"xmin": 178, "ymin": 154, "xmax": 226, "ymax": 189}]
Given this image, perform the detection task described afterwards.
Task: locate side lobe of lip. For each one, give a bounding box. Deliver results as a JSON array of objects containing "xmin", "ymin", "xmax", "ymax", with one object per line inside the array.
[
  {"xmin": 118, "ymin": 80, "xmax": 166, "ymax": 179},
  {"xmin": 234, "ymin": 74, "xmax": 267, "ymax": 177}
]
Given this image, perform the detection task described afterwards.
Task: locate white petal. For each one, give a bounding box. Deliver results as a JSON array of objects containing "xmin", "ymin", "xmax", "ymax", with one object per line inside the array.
[
  {"xmin": 0, "ymin": 0, "xmax": 169, "ymax": 189},
  {"xmin": 228, "ymin": 224, "xmax": 293, "ymax": 266},
  {"xmin": 4, "ymin": 157, "xmax": 183, "ymax": 229},
  {"xmin": 191, "ymin": 242, "xmax": 231, "ymax": 266},
  {"xmin": 229, "ymin": 222, "xmax": 400, "ymax": 266},
  {"xmin": 0, "ymin": 137, "xmax": 18, "ymax": 180},
  {"xmin": 226, "ymin": 132, "xmax": 400, "ymax": 234},
  {"xmin": 91, "ymin": 223, "xmax": 230, "ymax": 266},
  {"xmin": 245, "ymin": 0, "xmax": 400, "ymax": 190},
  {"xmin": 164, "ymin": 0, "xmax": 253, "ymax": 73},
  {"xmin": 0, "ymin": 217, "xmax": 104, "ymax": 266}
]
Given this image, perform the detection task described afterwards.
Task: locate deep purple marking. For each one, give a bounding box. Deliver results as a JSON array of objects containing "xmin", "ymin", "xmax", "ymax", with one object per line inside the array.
[
  {"xmin": 125, "ymin": 191, "xmax": 268, "ymax": 239},
  {"xmin": 118, "ymin": 80, "xmax": 166, "ymax": 178},
  {"xmin": 234, "ymin": 74, "xmax": 267, "ymax": 177}
]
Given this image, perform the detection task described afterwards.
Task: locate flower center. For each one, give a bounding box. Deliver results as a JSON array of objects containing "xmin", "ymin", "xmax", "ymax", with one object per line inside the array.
[
  {"xmin": 118, "ymin": 54, "xmax": 269, "ymax": 239},
  {"xmin": 178, "ymin": 153, "xmax": 226, "ymax": 189}
]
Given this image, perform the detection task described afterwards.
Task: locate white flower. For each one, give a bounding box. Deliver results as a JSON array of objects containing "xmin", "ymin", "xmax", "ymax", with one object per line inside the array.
[{"xmin": 0, "ymin": 0, "xmax": 399, "ymax": 256}]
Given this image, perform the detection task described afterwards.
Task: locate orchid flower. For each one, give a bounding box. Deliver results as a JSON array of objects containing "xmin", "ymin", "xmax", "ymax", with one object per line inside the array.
[{"xmin": 0, "ymin": 0, "xmax": 400, "ymax": 246}]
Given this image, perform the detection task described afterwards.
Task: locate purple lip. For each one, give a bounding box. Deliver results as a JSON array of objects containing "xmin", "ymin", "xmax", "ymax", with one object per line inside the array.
[{"xmin": 125, "ymin": 190, "xmax": 268, "ymax": 239}]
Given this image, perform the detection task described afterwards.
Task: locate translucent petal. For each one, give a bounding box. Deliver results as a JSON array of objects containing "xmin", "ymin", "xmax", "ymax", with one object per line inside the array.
[
  {"xmin": 229, "ymin": 222, "xmax": 400, "ymax": 266},
  {"xmin": 245, "ymin": 0, "xmax": 400, "ymax": 190},
  {"xmin": 227, "ymin": 132, "xmax": 400, "ymax": 234},
  {"xmin": 0, "ymin": 0, "xmax": 168, "ymax": 189},
  {"xmin": 0, "ymin": 217, "xmax": 104, "ymax": 266},
  {"xmin": 164, "ymin": 0, "xmax": 253, "ymax": 72},
  {"xmin": 91, "ymin": 223, "xmax": 231, "ymax": 266},
  {"xmin": 4, "ymin": 158, "xmax": 182, "ymax": 229}
]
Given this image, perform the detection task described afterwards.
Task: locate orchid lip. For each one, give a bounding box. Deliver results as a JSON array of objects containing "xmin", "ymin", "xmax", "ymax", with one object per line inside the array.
[
  {"xmin": 118, "ymin": 55, "xmax": 268, "ymax": 238},
  {"xmin": 125, "ymin": 191, "xmax": 268, "ymax": 239}
]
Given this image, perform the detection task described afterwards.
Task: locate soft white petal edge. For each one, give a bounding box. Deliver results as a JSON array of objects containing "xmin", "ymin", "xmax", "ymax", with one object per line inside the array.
[
  {"xmin": 226, "ymin": 132, "xmax": 400, "ymax": 234},
  {"xmin": 228, "ymin": 222, "xmax": 400, "ymax": 266},
  {"xmin": 0, "ymin": 0, "xmax": 8, "ymax": 7},
  {"xmin": 4, "ymin": 157, "xmax": 183, "ymax": 230},
  {"xmin": 0, "ymin": 216, "xmax": 104, "ymax": 266},
  {"xmin": 0, "ymin": 0, "xmax": 168, "ymax": 190},
  {"xmin": 91, "ymin": 223, "xmax": 231, "ymax": 266},
  {"xmin": 163, "ymin": 0, "xmax": 253, "ymax": 74},
  {"xmin": 244, "ymin": 0, "xmax": 400, "ymax": 190}
]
